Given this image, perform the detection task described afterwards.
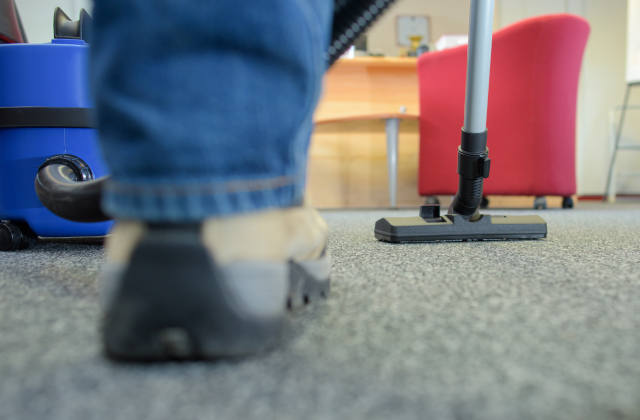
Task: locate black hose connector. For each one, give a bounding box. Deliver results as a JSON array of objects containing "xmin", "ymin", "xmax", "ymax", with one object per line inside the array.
[
  {"xmin": 449, "ymin": 130, "xmax": 491, "ymax": 217},
  {"xmin": 34, "ymin": 154, "xmax": 110, "ymax": 222}
]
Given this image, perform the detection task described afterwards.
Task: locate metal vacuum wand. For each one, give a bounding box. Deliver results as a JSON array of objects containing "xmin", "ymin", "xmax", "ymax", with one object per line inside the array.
[{"xmin": 450, "ymin": 0, "xmax": 494, "ymax": 217}]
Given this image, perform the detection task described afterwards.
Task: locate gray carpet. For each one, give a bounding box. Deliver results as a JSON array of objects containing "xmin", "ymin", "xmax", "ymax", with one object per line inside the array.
[{"xmin": 1, "ymin": 204, "xmax": 640, "ymax": 420}]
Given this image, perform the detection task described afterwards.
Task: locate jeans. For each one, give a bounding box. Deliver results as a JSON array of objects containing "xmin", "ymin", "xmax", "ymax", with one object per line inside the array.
[{"xmin": 90, "ymin": 0, "xmax": 333, "ymax": 221}]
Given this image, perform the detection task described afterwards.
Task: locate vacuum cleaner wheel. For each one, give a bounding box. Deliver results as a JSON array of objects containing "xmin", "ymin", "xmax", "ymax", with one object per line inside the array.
[{"xmin": 0, "ymin": 221, "xmax": 34, "ymax": 251}]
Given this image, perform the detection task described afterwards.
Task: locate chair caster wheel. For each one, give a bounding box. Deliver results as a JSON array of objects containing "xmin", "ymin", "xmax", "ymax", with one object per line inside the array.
[
  {"xmin": 533, "ymin": 196, "xmax": 547, "ymax": 210},
  {"xmin": 562, "ymin": 196, "xmax": 574, "ymax": 209},
  {"xmin": 480, "ymin": 196, "xmax": 489, "ymax": 209},
  {"xmin": 424, "ymin": 196, "xmax": 440, "ymax": 206}
]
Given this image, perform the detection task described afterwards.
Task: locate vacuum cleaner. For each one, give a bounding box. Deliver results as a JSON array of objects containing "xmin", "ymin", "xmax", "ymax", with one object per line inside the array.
[
  {"xmin": 374, "ymin": 0, "xmax": 547, "ymax": 242},
  {"xmin": 0, "ymin": 7, "xmax": 112, "ymax": 251}
]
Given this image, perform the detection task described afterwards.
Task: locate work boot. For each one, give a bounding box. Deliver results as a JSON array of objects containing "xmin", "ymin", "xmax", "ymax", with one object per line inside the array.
[{"xmin": 100, "ymin": 206, "xmax": 330, "ymax": 361}]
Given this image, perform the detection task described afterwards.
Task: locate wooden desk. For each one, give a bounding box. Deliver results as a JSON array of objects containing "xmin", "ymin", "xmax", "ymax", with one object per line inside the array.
[
  {"xmin": 316, "ymin": 113, "xmax": 418, "ymax": 207},
  {"xmin": 308, "ymin": 57, "xmax": 421, "ymax": 208},
  {"xmin": 314, "ymin": 57, "xmax": 419, "ymax": 120}
]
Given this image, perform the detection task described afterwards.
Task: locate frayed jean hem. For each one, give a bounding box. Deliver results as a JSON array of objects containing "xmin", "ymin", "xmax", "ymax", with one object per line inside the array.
[{"xmin": 101, "ymin": 176, "xmax": 305, "ymax": 221}]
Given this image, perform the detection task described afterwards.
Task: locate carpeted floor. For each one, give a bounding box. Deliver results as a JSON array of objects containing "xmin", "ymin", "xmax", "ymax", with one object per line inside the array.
[{"xmin": 1, "ymin": 204, "xmax": 639, "ymax": 420}]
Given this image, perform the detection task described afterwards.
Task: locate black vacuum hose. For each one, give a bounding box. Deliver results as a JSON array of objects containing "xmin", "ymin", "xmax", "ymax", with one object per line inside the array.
[
  {"xmin": 450, "ymin": 130, "xmax": 491, "ymax": 217},
  {"xmin": 328, "ymin": 0, "xmax": 396, "ymax": 66},
  {"xmin": 35, "ymin": 155, "xmax": 110, "ymax": 222}
]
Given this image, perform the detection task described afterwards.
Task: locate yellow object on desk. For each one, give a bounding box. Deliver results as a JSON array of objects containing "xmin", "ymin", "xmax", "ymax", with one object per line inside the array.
[{"xmin": 308, "ymin": 57, "xmax": 421, "ymax": 208}]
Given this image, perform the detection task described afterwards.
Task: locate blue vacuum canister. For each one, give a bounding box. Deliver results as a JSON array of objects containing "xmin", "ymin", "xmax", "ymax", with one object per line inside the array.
[{"xmin": 0, "ymin": 8, "xmax": 111, "ymax": 250}]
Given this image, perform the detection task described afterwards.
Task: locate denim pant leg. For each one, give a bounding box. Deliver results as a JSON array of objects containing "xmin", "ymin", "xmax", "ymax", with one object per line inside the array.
[{"xmin": 90, "ymin": 0, "xmax": 333, "ymax": 221}]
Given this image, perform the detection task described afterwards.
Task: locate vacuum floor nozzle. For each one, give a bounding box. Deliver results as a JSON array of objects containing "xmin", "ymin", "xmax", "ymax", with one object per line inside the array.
[{"xmin": 374, "ymin": 205, "xmax": 547, "ymax": 243}]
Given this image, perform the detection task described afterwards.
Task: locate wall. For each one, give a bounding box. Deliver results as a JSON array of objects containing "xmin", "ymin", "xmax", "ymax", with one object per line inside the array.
[
  {"xmin": 366, "ymin": 0, "xmax": 473, "ymax": 56},
  {"xmin": 15, "ymin": 0, "xmax": 91, "ymax": 43},
  {"xmin": 496, "ymin": 0, "xmax": 639, "ymax": 195}
]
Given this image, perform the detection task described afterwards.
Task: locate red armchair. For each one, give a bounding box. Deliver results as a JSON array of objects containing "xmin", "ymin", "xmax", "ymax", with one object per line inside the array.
[{"xmin": 417, "ymin": 14, "xmax": 590, "ymax": 207}]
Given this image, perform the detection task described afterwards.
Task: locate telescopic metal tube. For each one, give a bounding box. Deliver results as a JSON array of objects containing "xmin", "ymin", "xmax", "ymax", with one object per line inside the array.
[
  {"xmin": 450, "ymin": 0, "xmax": 495, "ymax": 216},
  {"xmin": 463, "ymin": 0, "xmax": 494, "ymax": 137}
]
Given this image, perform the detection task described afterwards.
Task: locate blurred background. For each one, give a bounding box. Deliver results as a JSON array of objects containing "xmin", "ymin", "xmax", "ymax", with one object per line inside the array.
[{"xmin": 12, "ymin": 0, "xmax": 640, "ymax": 209}]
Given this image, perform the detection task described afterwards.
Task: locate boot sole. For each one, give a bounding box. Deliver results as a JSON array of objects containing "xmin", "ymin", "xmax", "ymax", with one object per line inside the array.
[{"xmin": 102, "ymin": 227, "xmax": 329, "ymax": 361}]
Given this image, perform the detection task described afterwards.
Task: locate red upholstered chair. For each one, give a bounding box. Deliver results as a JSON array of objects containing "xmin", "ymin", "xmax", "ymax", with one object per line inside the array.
[{"xmin": 417, "ymin": 14, "xmax": 590, "ymax": 208}]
